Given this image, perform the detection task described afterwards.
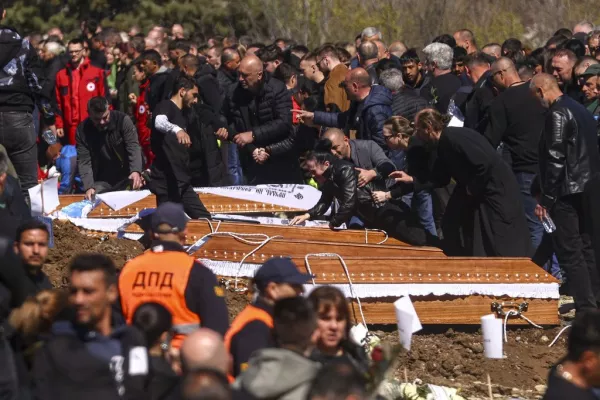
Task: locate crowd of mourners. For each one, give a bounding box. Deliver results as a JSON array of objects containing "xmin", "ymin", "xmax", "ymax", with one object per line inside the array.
[{"xmin": 1, "ymin": 2, "xmax": 600, "ymax": 398}]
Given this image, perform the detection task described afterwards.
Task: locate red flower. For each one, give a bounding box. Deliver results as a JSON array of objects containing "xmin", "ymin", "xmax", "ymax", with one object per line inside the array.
[{"xmin": 371, "ymin": 346, "xmax": 384, "ymax": 362}]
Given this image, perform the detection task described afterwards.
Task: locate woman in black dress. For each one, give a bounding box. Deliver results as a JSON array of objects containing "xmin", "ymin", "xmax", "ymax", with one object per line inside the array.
[{"xmin": 393, "ymin": 109, "xmax": 532, "ymax": 257}]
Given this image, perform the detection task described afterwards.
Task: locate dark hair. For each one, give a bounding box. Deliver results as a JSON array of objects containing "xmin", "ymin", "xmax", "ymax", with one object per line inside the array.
[
  {"xmin": 303, "ymin": 95, "xmax": 323, "ymax": 112},
  {"xmin": 542, "ymin": 48, "xmax": 556, "ymax": 73},
  {"xmin": 69, "ymin": 253, "xmax": 117, "ymax": 286},
  {"xmin": 273, "ymin": 63, "xmax": 298, "ymax": 84},
  {"xmin": 129, "ymin": 36, "xmax": 145, "ymax": 55},
  {"xmin": 554, "ymin": 48, "xmax": 578, "ymax": 63},
  {"xmin": 375, "ymin": 58, "xmax": 398, "ymax": 76},
  {"xmin": 553, "ymin": 28, "xmax": 573, "ymax": 38},
  {"xmin": 140, "ymin": 49, "xmax": 162, "ymax": 66},
  {"xmin": 169, "ymin": 39, "xmax": 191, "ymax": 53},
  {"xmin": 566, "ymin": 310, "xmax": 600, "ymax": 362},
  {"xmin": 308, "ymin": 361, "xmax": 367, "ymax": 400},
  {"xmin": 432, "ymin": 34, "xmax": 456, "ymax": 48},
  {"xmin": 528, "ymin": 47, "xmax": 545, "ymax": 67},
  {"xmin": 336, "ymin": 47, "xmax": 352, "ymax": 64},
  {"xmin": 68, "ymin": 38, "xmax": 85, "ymax": 47},
  {"xmin": 308, "ymin": 286, "xmax": 351, "ymax": 339},
  {"xmin": 132, "ymin": 302, "xmax": 172, "ymax": 347},
  {"xmin": 501, "ymin": 38, "xmax": 524, "ymax": 63},
  {"xmin": 453, "ymin": 46, "xmax": 468, "ymax": 62},
  {"xmin": 291, "ymin": 44, "xmax": 309, "ymax": 56},
  {"xmin": 545, "ymin": 35, "xmax": 569, "ymax": 49},
  {"xmin": 305, "ymin": 139, "xmax": 337, "ymax": 165},
  {"xmin": 400, "ymin": 48, "xmax": 420, "ymax": 64},
  {"xmin": 221, "ymin": 46, "xmax": 240, "ymax": 63},
  {"xmin": 317, "ymin": 45, "xmax": 340, "ymax": 61},
  {"xmin": 256, "ymin": 44, "xmax": 283, "ymax": 63},
  {"xmin": 564, "ymin": 38, "xmax": 586, "ymax": 58},
  {"xmin": 16, "ymin": 219, "xmax": 49, "ymax": 243},
  {"xmin": 273, "ymin": 297, "xmax": 317, "ymax": 351},
  {"xmin": 172, "ymin": 76, "xmax": 197, "ymax": 93},
  {"xmin": 87, "ymin": 96, "xmax": 109, "ymax": 115},
  {"xmin": 297, "ymin": 76, "xmax": 319, "ymax": 96}
]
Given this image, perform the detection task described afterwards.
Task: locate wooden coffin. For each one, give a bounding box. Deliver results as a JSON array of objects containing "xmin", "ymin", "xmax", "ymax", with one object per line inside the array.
[
  {"xmin": 193, "ymin": 236, "xmax": 443, "ymax": 261},
  {"xmin": 295, "ymin": 257, "xmax": 559, "ymax": 325},
  {"xmin": 348, "ymin": 297, "xmax": 558, "ymax": 325},
  {"xmin": 58, "ymin": 194, "xmax": 305, "ymax": 216},
  {"xmin": 123, "ymin": 220, "xmax": 407, "ymax": 246}
]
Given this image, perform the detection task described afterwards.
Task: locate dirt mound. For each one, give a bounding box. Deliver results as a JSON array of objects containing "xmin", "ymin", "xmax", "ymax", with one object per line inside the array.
[
  {"xmin": 44, "ymin": 221, "xmax": 144, "ymax": 288},
  {"xmin": 379, "ymin": 326, "xmax": 566, "ymax": 398}
]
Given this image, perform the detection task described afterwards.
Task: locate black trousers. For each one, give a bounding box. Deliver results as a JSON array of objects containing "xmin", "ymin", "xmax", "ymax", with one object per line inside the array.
[
  {"xmin": 550, "ymin": 191, "xmax": 600, "ymax": 311},
  {"xmin": 149, "ymin": 174, "xmax": 210, "ymax": 219},
  {"xmin": 0, "ymin": 112, "xmax": 37, "ymax": 198}
]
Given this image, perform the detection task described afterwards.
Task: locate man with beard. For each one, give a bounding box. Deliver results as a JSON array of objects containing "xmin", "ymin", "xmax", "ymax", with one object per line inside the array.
[
  {"xmin": 149, "ymin": 76, "xmax": 210, "ymax": 218},
  {"xmin": 400, "ymin": 49, "xmax": 428, "ymax": 95},
  {"xmin": 76, "ymin": 97, "xmax": 143, "ymax": 201},
  {"xmin": 13, "ymin": 220, "xmax": 52, "ymax": 292},
  {"xmin": 221, "ymin": 54, "xmax": 300, "ymax": 184}
]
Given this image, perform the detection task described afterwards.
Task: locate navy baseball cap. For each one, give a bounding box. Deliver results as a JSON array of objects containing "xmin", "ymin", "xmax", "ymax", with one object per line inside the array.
[
  {"xmin": 151, "ymin": 202, "xmax": 188, "ymax": 233},
  {"xmin": 254, "ymin": 257, "xmax": 314, "ymax": 286}
]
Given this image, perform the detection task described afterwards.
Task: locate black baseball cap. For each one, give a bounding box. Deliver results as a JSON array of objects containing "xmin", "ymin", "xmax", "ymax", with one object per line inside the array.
[
  {"xmin": 151, "ymin": 202, "xmax": 188, "ymax": 233},
  {"xmin": 254, "ymin": 257, "xmax": 314, "ymax": 286}
]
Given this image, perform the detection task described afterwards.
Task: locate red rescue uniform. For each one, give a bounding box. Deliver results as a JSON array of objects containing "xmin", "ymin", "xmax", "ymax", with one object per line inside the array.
[
  {"xmin": 55, "ymin": 58, "xmax": 107, "ymax": 145},
  {"xmin": 134, "ymin": 79, "xmax": 153, "ymax": 168}
]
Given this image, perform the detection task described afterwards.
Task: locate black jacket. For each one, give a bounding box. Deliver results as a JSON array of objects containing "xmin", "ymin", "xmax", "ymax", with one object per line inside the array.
[
  {"xmin": 147, "ymin": 356, "xmax": 180, "ymax": 400},
  {"xmin": 420, "ymin": 72, "xmax": 462, "ymax": 114},
  {"xmin": 76, "ymin": 110, "xmax": 143, "ymax": 191},
  {"xmin": 217, "ymin": 67, "xmax": 237, "ymax": 97},
  {"xmin": 539, "ymin": 95, "xmax": 600, "ymax": 208},
  {"xmin": 147, "ymin": 67, "xmax": 171, "ymax": 112},
  {"xmin": 0, "ymin": 174, "xmax": 31, "ymax": 238},
  {"xmin": 42, "ymin": 56, "xmax": 67, "ymax": 115},
  {"xmin": 32, "ymin": 320, "xmax": 149, "ymax": 400},
  {"xmin": 463, "ymin": 72, "xmax": 496, "ymax": 133},
  {"xmin": 308, "ymin": 159, "xmax": 358, "ymax": 227},
  {"xmin": 391, "ymin": 89, "xmax": 428, "ymax": 121},
  {"xmin": 223, "ymin": 73, "xmax": 292, "ymax": 146},
  {"xmin": 187, "ymin": 104, "xmax": 230, "ymax": 187},
  {"xmin": 0, "ymin": 26, "xmax": 54, "ymax": 124},
  {"xmin": 193, "ymin": 63, "xmax": 223, "ymax": 113}
]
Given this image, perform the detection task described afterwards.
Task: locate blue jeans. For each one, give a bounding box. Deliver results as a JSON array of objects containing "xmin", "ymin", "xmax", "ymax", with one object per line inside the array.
[
  {"xmin": 227, "ymin": 143, "xmax": 244, "ymax": 185},
  {"xmin": 402, "ymin": 191, "xmax": 437, "ymax": 237},
  {"xmin": 515, "ymin": 172, "xmax": 544, "ymax": 249}
]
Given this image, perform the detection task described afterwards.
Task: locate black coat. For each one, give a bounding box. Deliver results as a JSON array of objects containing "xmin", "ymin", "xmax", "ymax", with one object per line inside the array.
[
  {"xmin": 391, "ymin": 89, "xmax": 429, "ymax": 121},
  {"xmin": 308, "ymin": 159, "xmax": 358, "ymax": 227},
  {"xmin": 463, "ymin": 72, "xmax": 496, "ymax": 133},
  {"xmin": 147, "ymin": 67, "xmax": 171, "ymax": 112},
  {"xmin": 427, "ymin": 127, "xmax": 531, "ymax": 257},
  {"xmin": 187, "ymin": 104, "xmax": 230, "ymax": 187},
  {"xmin": 32, "ymin": 321, "xmax": 149, "ymax": 400},
  {"xmin": 539, "ymin": 95, "xmax": 600, "ymax": 209},
  {"xmin": 223, "ymin": 74, "xmax": 299, "ymax": 184},
  {"xmin": 147, "ymin": 356, "xmax": 180, "ymax": 400}
]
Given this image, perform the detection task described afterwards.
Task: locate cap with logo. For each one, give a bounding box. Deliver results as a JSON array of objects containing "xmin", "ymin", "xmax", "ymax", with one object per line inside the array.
[
  {"xmin": 151, "ymin": 202, "xmax": 188, "ymax": 233},
  {"xmin": 254, "ymin": 257, "xmax": 314, "ymax": 286}
]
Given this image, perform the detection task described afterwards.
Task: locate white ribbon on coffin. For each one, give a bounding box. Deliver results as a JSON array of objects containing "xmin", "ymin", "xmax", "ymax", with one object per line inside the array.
[{"xmin": 195, "ymin": 184, "xmax": 321, "ymax": 210}]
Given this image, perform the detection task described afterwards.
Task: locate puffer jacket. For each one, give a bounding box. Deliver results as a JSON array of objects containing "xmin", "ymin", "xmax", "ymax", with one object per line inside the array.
[
  {"xmin": 391, "ymin": 89, "xmax": 429, "ymax": 121},
  {"xmin": 223, "ymin": 73, "xmax": 292, "ymax": 146},
  {"xmin": 313, "ymin": 85, "xmax": 393, "ymax": 152},
  {"xmin": 307, "ymin": 158, "xmax": 358, "ymax": 227},
  {"xmin": 0, "ymin": 26, "xmax": 54, "ymax": 123},
  {"xmin": 538, "ymin": 95, "xmax": 600, "ymax": 208}
]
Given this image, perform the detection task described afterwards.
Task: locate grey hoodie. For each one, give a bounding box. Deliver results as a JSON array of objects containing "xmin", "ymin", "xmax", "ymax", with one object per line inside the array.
[{"xmin": 233, "ymin": 348, "xmax": 320, "ymax": 400}]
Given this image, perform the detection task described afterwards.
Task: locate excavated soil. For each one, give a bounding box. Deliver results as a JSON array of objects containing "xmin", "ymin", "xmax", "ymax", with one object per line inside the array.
[{"xmin": 49, "ymin": 221, "xmax": 566, "ymax": 399}]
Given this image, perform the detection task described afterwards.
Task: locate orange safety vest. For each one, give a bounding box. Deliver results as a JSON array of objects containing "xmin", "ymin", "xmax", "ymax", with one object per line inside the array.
[
  {"xmin": 119, "ymin": 249, "xmax": 201, "ymax": 349},
  {"xmin": 224, "ymin": 304, "xmax": 273, "ymax": 378}
]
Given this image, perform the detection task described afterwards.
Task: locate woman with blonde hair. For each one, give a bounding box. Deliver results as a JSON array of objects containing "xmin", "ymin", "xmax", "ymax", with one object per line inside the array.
[{"xmin": 9, "ymin": 289, "xmax": 67, "ymax": 341}]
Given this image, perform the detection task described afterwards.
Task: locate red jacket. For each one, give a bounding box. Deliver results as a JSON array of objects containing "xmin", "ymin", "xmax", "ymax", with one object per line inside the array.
[
  {"xmin": 134, "ymin": 79, "xmax": 153, "ymax": 168},
  {"xmin": 55, "ymin": 58, "xmax": 107, "ymax": 144}
]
